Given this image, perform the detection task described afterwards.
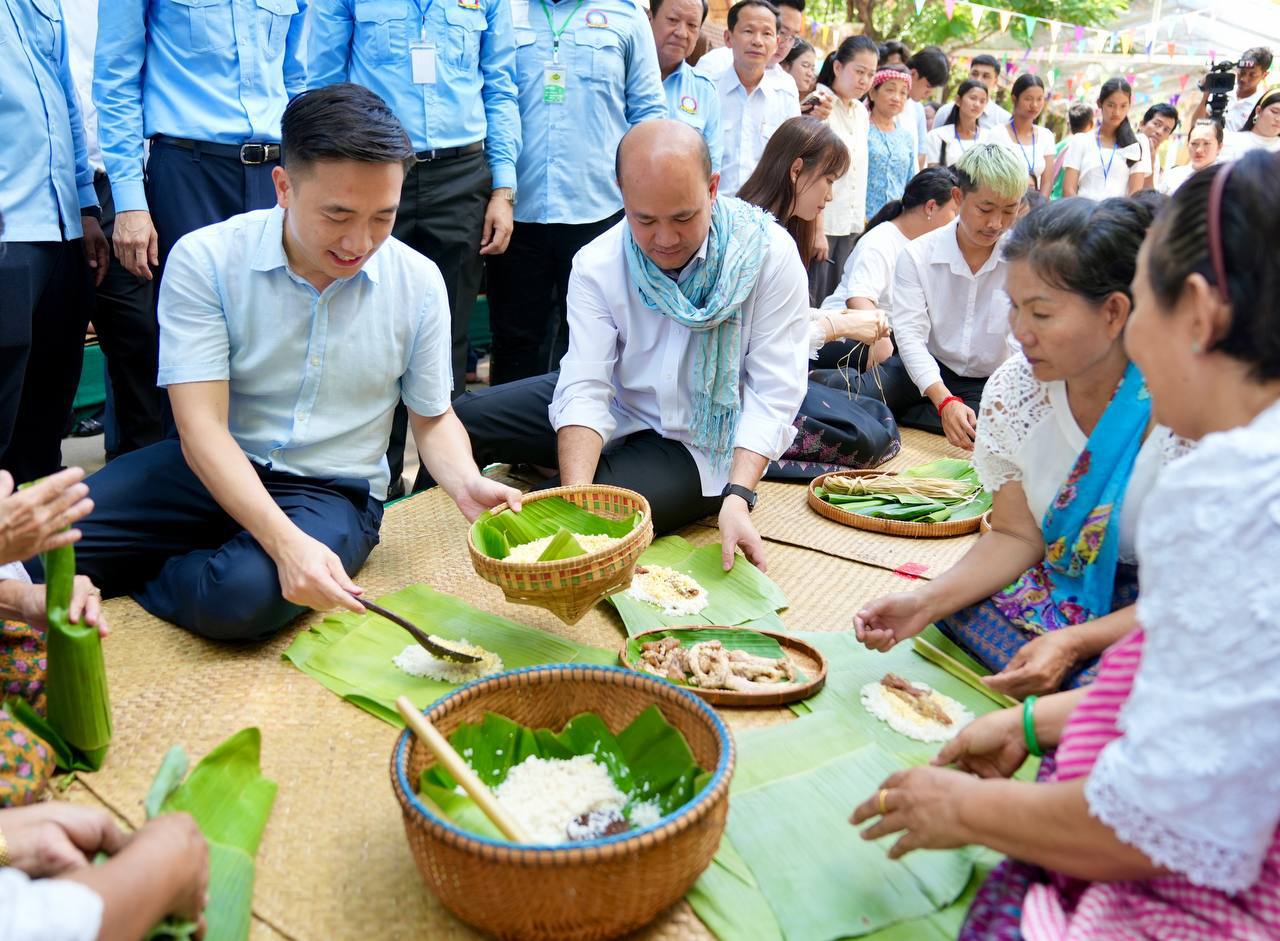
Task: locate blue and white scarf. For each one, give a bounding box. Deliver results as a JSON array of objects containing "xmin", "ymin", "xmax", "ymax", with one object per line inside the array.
[{"xmin": 623, "ymin": 196, "xmax": 773, "ymax": 469}]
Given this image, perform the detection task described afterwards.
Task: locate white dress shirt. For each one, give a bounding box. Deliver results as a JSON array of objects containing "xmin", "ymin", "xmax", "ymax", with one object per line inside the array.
[
  {"xmin": 61, "ymin": 0, "xmax": 104, "ymax": 173},
  {"xmin": 0, "ymin": 869, "xmax": 103, "ymax": 941},
  {"xmin": 820, "ymin": 220, "xmax": 909, "ymax": 313},
  {"xmin": 709, "ymin": 66, "xmax": 801, "ymax": 196},
  {"xmin": 550, "ymin": 215, "xmax": 810, "ymax": 495},
  {"xmin": 924, "ymin": 124, "xmax": 983, "ymax": 167},
  {"xmin": 694, "ymin": 47, "xmax": 798, "ymax": 94},
  {"xmin": 820, "ymin": 89, "xmax": 869, "ymax": 237},
  {"xmin": 932, "ymin": 98, "xmax": 1011, "ymax": 131},
  {"xmin": 889, "ymin": 217, "xmax": 1011, "ymax": 395}
]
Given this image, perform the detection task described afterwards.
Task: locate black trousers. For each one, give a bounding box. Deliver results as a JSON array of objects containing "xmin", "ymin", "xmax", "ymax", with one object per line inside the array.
[
  {"xmin": 415, "ymin": 372, "xmax": 721, "ymax": 534},
  {"xmin": 75, "ymin": 439, "xmax": 383, "ymax": 642},
  {"xmin": 94, "ymin": 172, "xmax": 161, "ymax": 457},
  {"xmin": 384, "ymin": 151, "xmax": 491, "ymax": 489},
  {"xmin": 0, "ymin": 240, "xmax": 92, "ymax": 484},
  {"xmin": 878, "ymin": 356, "xmax": 988, "ymax": 436},
  {"xmin": 485, "ymin": 212, "xmax": 623, "ymax": 386}
]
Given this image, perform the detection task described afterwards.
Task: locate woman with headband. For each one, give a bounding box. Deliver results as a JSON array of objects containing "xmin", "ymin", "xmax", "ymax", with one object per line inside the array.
[
  {"xmin": 852, "ymin": 150, "xmax": 1280, "ymax": 941},
  {"xmin": 864, "ymin": 64, "xmax": 917, "ymax": 220}
]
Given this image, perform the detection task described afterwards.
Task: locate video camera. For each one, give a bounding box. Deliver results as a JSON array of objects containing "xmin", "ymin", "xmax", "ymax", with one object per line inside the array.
[{"xmin": 1201, "ymin": 60, "xmax": 1237, "ymax": 123}]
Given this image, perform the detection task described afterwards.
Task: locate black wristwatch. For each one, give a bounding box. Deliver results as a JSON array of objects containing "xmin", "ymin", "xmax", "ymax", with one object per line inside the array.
[
  {"xmin": 720, "ymin": 483, "xmax": 758, "ymax": 512},
  {"xmin": 80, "ymin": 205, "xmax": 102, "ymax": 221}
]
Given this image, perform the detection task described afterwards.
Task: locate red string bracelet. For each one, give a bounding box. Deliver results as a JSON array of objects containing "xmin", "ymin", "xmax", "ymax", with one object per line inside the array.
[{"xmin": 936, "ymin": 395, "xmax": 964, "ymax": 417}]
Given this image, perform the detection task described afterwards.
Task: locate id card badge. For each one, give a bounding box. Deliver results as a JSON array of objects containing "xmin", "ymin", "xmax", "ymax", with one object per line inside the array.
[
  {"xmin": 543, "ymin": 66, "xmax": 567, "ymax": 104},
  {"xmin": 410, "ymin": 40, "xmax": 437, "ymax": 84},
  {"xmin": 511, "ymin": 0, "xmax": 531, "ymax": 28}
]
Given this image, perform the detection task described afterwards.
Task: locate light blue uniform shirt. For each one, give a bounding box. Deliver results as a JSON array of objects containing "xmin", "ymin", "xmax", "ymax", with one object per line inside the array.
[
  {"xmin": 663, "ymin": 62, "xmax": 721, "ymax": 173},
  {"xmin": 512, "ymin": 0, "xmax": 665, "ymax": 225},
  {"xmin": 94, "ymin": 0, "xmax": 309, "ymax": 214},
  {"xmin": 306, "ymin": 0, "xmax": 521, "ymax": 190},
  {"xmin": 0, "ymin": 0, "xmax": 95, "ymax": 242},
  {"xmin": 157, "ymin": 207, "xmax": 453, "ymax": 500}
]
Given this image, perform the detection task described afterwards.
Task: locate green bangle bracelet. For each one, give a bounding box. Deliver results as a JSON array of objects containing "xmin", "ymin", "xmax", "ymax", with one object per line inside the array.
[{"xmin": 1023, "ymin": 694, "xmax": 1043, "ymax": 757}]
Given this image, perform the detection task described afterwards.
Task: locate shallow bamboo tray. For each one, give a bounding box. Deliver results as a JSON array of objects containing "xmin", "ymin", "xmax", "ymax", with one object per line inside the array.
[
  {"xmin": 620, "ymin": 626, "xmax": 827, "ymax": 707},
  {"xmin": 808, "ymin": 470, "xmax": 983, "ymax": 539},
  {"xmin": 468, "ymin": 485, "xmax": 654, "ymax": 624},
  {"xmin": 391, "ymin": 665, "xmax": 734, "ymax": 941}
]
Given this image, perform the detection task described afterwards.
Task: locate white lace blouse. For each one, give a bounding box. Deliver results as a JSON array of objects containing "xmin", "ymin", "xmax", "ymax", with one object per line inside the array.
[
  {"xmin": 970, "ymin": 356, "xmax": 1188, "ymax": 563},
  {"xmin": 1085, "ymin": 397, "xmax": 1280, "ymax": 892}
]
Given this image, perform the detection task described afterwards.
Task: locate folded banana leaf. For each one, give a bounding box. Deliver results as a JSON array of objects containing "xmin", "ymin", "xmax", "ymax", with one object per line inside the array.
[
  {"xmin": 607, "ymin": 536, "xmax": 789, "ymax": 637},
  {"xmin": 470, "ymin": 497, "xmax": 643, "ymax": 560},
  {"xmin": 418, "ymin": 706, "xmax": 711, "ymax": 842},
  {"xmin": 283, "ymin": 584, "xmax": 617, "ymax": 727},
  {"xmin": 144, "ymin": 728, "xmax": 276, "ymax": 941}
]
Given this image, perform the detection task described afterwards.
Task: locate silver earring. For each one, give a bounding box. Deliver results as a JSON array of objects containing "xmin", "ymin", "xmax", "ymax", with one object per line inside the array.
[{"xmin": 1191, "ymin": 342, "xmax": 1202, "ymax": 354}]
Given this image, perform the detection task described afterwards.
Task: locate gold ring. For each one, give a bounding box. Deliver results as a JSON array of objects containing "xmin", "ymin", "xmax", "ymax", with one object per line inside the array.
[{"xmin": 878, "ymin": 788, "xmax": 890, "ymax": 817}]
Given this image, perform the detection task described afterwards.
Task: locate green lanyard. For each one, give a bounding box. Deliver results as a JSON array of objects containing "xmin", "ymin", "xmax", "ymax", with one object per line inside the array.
[{"xmin": 539, "ymin": 0, "xmax": 587, "ymax": 63}]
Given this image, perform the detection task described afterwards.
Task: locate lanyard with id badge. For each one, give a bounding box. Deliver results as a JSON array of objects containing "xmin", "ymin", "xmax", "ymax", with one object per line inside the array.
[
  {"xmin": 410, "ymin": 0, "xmax": 437, "ymax": 84},
  {"xmin": 538, "ymin": 0, "xmax": 585, "ymax": 103}
]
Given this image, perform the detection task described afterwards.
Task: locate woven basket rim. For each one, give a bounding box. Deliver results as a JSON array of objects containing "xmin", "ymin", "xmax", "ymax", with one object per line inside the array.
[
  {"xmin": 391, "ymin": 664, "xmax": 734, "ymax": 859},
  {"xmin": 467, "ymin": 485, "xmax": 653, "ymax": 570},
  {"xmin": 808, "ymin": 470, "xmax": 983, "ymax": 538}
]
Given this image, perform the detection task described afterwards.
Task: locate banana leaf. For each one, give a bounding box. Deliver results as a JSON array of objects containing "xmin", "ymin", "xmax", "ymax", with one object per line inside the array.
[
  {"xmin": 607, "ymin": 536, "xmax": 789, "ymax": 636},
  {"xmin": 283, "ymin": 584, "xmax": 617, "ymax": 727},
  {"xmin": 537, "ymin": 527, "xmax": 587, "ymax": 561},
  {"xmin": 470, "ymin": 497, "xmax": 642, "ymax": 560},
  {"xmin": 901, "ymin": 458, "xmax": 979, "ymax": 483},
  {"xmin": 144, "ymin": 729, "xmax": 276, "ymax": 941},
  {"xmin": 418, "ymin": 705, "xmax": 710, "ymax": 842},
  {"xmin": 622, "ymin": 628, "xmax": 806, "ymax": 688}
]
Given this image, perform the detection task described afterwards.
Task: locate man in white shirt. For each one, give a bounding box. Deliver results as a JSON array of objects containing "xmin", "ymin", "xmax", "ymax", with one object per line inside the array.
[
  {"xmin": 1191, "ymin": 47, "xmax": 1272, "ymax": 132},
  {"xmin": 932, "ymin": 54, "xmax": 1012, "ymax": 131},
  {"xmin": 897, "ymin": 46, "xmax": 950, "ymax": 169},
  {"xmin": 693, "ymin": 0, "xmax": 801, "ymax": 88},
  {"xmin": 428, "ymin": 120, "xmax": 810, "ymax": 568},
  {"xmin": 704, "ymin": 0, "xmax": 802, "ymax": 197},
  {"xmin": 883, "ymin": 144, "xmax": 1026, "ymax": 450}
]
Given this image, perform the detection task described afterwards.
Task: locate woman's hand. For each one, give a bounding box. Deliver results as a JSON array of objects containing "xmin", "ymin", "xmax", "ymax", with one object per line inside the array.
[
  {"xmin": 982, "ymin": 630, "xmax": 1080, "ymax": 698},
  {"xmin": 132, "ymin": 814, "xmax": 210, "ymax": 932},
  {"xmin": 932, "ymin": 707, "xmax": 1028, "ymax": 779},
  {"xmin": 17, "ymin": 576, "xmax": 110, "ymax": 637},
  {"xmin": 852, "ymin": 591, "xmax": 933, "ymax": 651},
  {"xmin": 0, "ymin": 468, "xmax": 93, "ymax": 565},
  {"xmin": 850, "ymin": 766, "xmax": 978, "ymax": 859},
  {"xmin": 830, "ymin": 309, "xmax": 892, "ymax": 347},
  {"xmin": 0, "ymin": 803, "xmax": 128, "ymax": 877}
]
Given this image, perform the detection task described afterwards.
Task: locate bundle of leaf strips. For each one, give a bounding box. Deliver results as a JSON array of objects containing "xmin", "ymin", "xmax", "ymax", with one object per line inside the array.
[
  {"xmin": 5, "ymin": 537, "xmax": 112, "ymax": 771},
  {"xmin": 418, "ymin": 707, "xmax": 711, "ymax": 841},
  {"xmin": 817, "ymin": 459, "xmax": 993, "ymax": 523},
  {"xmin": 471, "ymin": 496, "xmax": 642, "ymax": 561}
]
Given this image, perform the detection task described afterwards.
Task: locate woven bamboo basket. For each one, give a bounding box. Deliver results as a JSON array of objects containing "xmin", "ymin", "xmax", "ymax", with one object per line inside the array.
[
  {"xmin": 391, "ymin": 665, "xmax": 734, "ymax": 941},
  {"xmin": 808, "ymin": 470, "xmax": 984, "ymax": 538},
  {"xmin": 468, "ymin": 485, "xmax": 654, "ymax": 624}
]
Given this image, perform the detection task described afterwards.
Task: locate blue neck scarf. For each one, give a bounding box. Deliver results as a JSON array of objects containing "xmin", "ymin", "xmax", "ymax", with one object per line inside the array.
[
  {"xmin": 623, "ymin": 196, "xmax": 773, "ymax": 469},
  {"xmin": 994, "ymin": 362, "xmax": 1152, "ymax": 633}
]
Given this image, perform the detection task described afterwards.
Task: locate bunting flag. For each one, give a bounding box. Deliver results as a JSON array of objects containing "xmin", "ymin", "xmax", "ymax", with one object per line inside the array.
[
  {"xmin": 914, "ymin": 0, "xmax": 927, "ymax": 13},
  {"xmin": 1074, "ymin": 25, "xmax": 1085, "ymax": 41},
  {"xmin": 1179, "ymin": 74, "xmax": 1190, "ymax": 90},
  {"xmin": 1120, "ymin": 31, "xmax": 1133, "ymax": 55},
  {"xmin": 944, "ymin": 0, "xmax": 955, "ymax": 19},
  {"xmin": 1023, "ymin": 14, "xmax": 1037, "ymax": 39},
  {"xmin": 999, "ymin": 9, "xmax": 1012, "ymax": 31},
  {"xmin": 969, "ymin": 2, "xmax": 985, "ymax": 30},
  {"xmin": 1167, "ymin": 41, "xmax": 1177, "ymax": 56},
  {"xmin": 1049, "ymin": 20, "xmax": 1061, "ymax": 41}
]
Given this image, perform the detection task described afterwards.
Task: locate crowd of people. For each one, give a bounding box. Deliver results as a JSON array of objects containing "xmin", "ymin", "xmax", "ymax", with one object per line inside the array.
[{"xmin": 1, "ymin": 0, "xmax": 1279, "ymax": 936}]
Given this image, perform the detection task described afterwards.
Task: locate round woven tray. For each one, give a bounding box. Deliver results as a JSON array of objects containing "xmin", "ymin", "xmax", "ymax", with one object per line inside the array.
[
  {"xmin": 468, "ymin": 485, "xmax": 654, "ymax": 624},
  {"xmin": 391, "ymin": 665, "xmax": 734, "ymax": 941},
  {"xmin": 808, "ymin": 470, "xmax": 983, "ymax": 539}
]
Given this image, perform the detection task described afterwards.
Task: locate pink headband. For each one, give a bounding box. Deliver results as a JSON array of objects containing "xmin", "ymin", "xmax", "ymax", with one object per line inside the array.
[
  {"xmin": 1206, "ymin": 162, "xmax": 1234, "ymax": 303},
  {"xmin": 872, "ymin": 68, "xmax": 908, "ymax": 88}
]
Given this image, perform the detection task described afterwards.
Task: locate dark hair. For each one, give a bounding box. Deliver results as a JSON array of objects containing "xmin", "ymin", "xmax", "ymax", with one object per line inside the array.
[
  {"xmin": 1128, "ymin": 188, "xmax": 1168, "ymax": 219},
  {"xmin": 866, "ymin": 63, "xmax": 910, "ymax": 113},
  {"xmin": 1142, "ymin": 102, "xmax": 1180, "ymax": 130},
  {"xmin": 816, "ymin": 34, "xmax": 877, "ymax": 90},
  {"xmin": 907, "ymin": 46, "xmax": 949, "ymax": 88},
  {"xmin": 1011, "ymin": 73, "xmax": 1045, "ymax": 102},
  {"xmin": 1189, "ymin": 118, "xmax": 1225, "ymax": 146},
  {"xmin": 1003, "ymin": 195, "xmax": 1158, "ymax": 307},
  {"xmin": 865, "ymin": 166, "xmax": 957, "ymax": 231},
  {"xmin": 1019, "ymin": 188, "xmax": 1046, "ymax": 214},
  {"xmin": 737, "ymin": 116, "xmax": 851, "ymax": 263},
  {"xmin": 971, "ymin": 54, "xmax": 1000, "ymax": 74},
  {"xmin": 282, "ymin": 84, "xmax": 414, "ymax": 172},
  {"xmin": 1068, "ymin": 102, "xmax": 1095, "ymax": 133},
  {"xmin": 776, "ymin": 0, "xmax": 804, "ymax": 10},
  {"xmin": 727, "ymin": 0, "xmax": 779, "ymax": 32},
  {"xmin": 651, "ymin": 0, "xmax": 709, "ymax": 23},
  {"xmin": 1239, "ymin": 46, "xmax": 1273, "ymax": 71},
  {"xmin": 878, "ymin": 40, "xmax": 910, "ymax": 65},
  {"xmin": 782, "ymin": 39, "xmax": 814, "ymax": 67},
  {"xmin": 943, "ymin": 79, "xmax": 988, "ymax": 130},
  {"xmin": 1097, "ymin": 77, "xmax": 1139, "ymax": 165},
  {"xmin": 1145, "ymin": 151, "xmax": 1280, "ymax": 379},
  {"xmin": 1243, "ymin": 87, "xmax": 1280, "ymax": 133}
]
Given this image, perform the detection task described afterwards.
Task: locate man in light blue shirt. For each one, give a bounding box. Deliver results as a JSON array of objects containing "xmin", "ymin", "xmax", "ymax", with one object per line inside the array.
[
  {"xmin": 73, "ymin": 86, "xmax": 520, "ymax": 642},
  {"xmin": 649, "ymin": 0, "xmax": 722, "ymax": 173},
  {"xmin": 0, "ymin": 0, "xmax": 110, "ymax": 483},
  {"xmin": 94, "ymin": 0, "xmax": 308, "ymax": 285},
  {"xmin": 483, "ymin": 0, "xmax": 666, "ymax": 387}
]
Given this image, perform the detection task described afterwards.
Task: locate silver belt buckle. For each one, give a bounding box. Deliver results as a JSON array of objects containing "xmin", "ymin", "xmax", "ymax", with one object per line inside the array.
[{"xmin": 240, "ymin": 143, "xmax": 269, "ymax": 165}]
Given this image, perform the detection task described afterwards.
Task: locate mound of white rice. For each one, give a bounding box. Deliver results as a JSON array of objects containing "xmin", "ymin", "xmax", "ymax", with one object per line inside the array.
[
  {"xmin": 391, "ymin": 639, "xmax": 503, "ymax": 684},
  {"xmin": 494, "ymin": 755, "xmax": 628, "ymax": 845},
  {"xmin": 624, "ymin": 565, "xmax": 709, "ymax": 617},
  {"xmin": 859, "ymin": 679, "xmax": 973, "ymax": 743},
  {"xmin": 505, "ymin": 532, "xmax": 621, "ymax": 563}
]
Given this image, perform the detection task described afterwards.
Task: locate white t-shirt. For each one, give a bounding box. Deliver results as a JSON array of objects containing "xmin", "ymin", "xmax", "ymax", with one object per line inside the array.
[
  {"xmin": 1158, "ymin": 162, "xmax": 1198, "ymax": 195},
  {"xmin": 820, "ymin": 221, "xmax": 911, "ymax": 313},
  {"xmin": 981, "ymin": 122, "xmax": 1056, "ymax": 186},
  {"xmin": 924, "ymin": 125, "xmax": 984, "ymax": 167},
  {"xmin": 1224, "ymin": 86, "xmax": 1263, "ymax": 133},
  {"xmin": 971, "ymin": 355, "xmax": 1190, "ymax": 562},
  {"xmin": 932, "ymin": 98, "xmax": 1012, "ymax": 131},
  {"xmin": 1221, "ymin": 130, "xmax": 1280, "ymax": 162},
  {"xmin": 1061, "ymin": 131, "xmax": 1147, "ymax": 199}
]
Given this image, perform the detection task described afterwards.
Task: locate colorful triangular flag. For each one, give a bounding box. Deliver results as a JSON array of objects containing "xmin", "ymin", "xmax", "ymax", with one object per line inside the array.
[
  {"xmin": 944, "ymin": 0, "xmax": 956, "ymax": 19},
  {"xmin": 1023, "ymin": 14, "xmax": 1037, "ymax": 40},
  {"xmin": 999, "ymin": 9, "xmax": 1011, "ymax": 31},
  {"xmin": 969, "ymin": 2, "xmax": 985, "ymax": 30}
]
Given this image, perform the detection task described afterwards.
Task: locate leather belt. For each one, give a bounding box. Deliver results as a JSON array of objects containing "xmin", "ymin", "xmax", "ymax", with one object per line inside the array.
[
  {"xmin": 152, "ymin": 135, "xmax": 281, "ymax": 165},
  {"xmin": 414, "ymin": 141, "xmax": 484, "ymax": 162}
]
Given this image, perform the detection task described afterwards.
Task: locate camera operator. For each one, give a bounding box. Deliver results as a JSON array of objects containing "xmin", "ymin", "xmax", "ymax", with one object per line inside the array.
[{"xmin": 1192, "ymin": 47, "xmax": 1273, "ymax": 131}]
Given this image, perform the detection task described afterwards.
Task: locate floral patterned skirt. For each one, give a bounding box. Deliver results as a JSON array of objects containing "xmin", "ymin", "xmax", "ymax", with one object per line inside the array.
[{"xmin": 0, "ymin": 619, "xmax": 53, "ymax": 805}]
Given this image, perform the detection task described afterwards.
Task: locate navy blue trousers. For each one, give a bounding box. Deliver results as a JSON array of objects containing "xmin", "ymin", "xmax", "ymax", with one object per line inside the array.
[{"xmin": 74, "ymin": 440, "xmax": 383, "ymax": 642}]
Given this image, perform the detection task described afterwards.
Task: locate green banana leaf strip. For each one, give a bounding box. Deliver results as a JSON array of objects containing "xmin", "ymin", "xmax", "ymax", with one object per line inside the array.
[
  {"xmin": 607, "ymin": 536, "xmax": 789, "ymax": 636},
  {"xmin": 537, "ymin": 527, "xmax": 587, "ymax": 561},
  {"xmin": 861, "ymin": 501, "xmax": 949, "ymax": 521},
  {"xmin": 418, "ymin": 705, "xmax": 709, "ymax": 841},
  {"xmin": 144, "ymin": 746, "xmax": 190, "ymax": 820},
  {"xmin": 283, "ymin": 584, "xmax": 617, "ymax": 727},
  {"xmin": 901, "ymin": 458, "xmax": 979, "ymax": 482},
  {"xmin": 470, "ymin": 497, "xmax": 642, "ymax": 560}
]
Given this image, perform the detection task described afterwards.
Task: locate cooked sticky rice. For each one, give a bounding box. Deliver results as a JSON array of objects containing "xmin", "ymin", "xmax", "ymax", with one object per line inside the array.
[
  {"xmin": 493, "ymin": 755, "xmax": 629, "ymax": 845},
  {"xmin": 624, "ymin": 565, "xmax": 709, "ymax": 617},
  {"xmin": 391, "ymin": 639, "xmax": 503, "ymax": 684},
  {"xmin": 505, "ymin": 532, "xmax": 622, "ymax": 563},
  {"xmin": 860, "ymin": 678, "xmax": 972, "ymax": 742}
]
